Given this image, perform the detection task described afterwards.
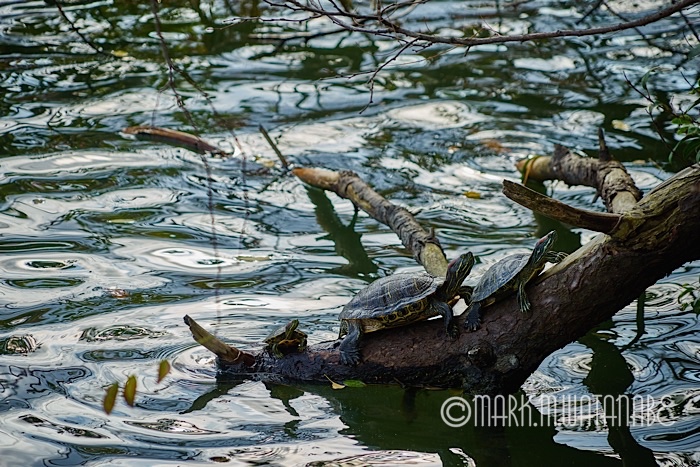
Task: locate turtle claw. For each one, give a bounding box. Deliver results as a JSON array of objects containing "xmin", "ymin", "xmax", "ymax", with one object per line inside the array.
[
  {"xmin": 463, "ymin": 303, "xmax": 481, "ymax": 331},
  {"xmin": 340, "ymin": 350, "xmax": 360, "ymax": 366},
  {"xmin": 517, "ymin": 285, "xmax": 531, "ymax": 313},
  {"xmin": 465, "ymin": 318, "xmax": 481, "ymax": 332}
]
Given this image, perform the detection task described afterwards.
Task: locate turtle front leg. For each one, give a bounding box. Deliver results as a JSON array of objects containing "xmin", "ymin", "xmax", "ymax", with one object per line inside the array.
[
  {"xmin": 433, "ymin": 299, "xmax": 459, "ymax": 339},
  {"xmin": 339, "ymin": 320, "xmax": 363, "ymax": 365},
  {"xmin": 271, "ymin": 343, "xmax": 283, "ymax": 358},
  {"xmin": 516, "ymin": 281, "xmax": 531, "ymax": 313},
  {"xmin": 464, "ymin": 301, "xmax": 481, "ymax": 331},
  {"xmin": 458, "ymin": 285, "xmax": 474, "ymax": 303},
  {"xmin": 546, "ymin": 251, "xmax": 568, "ymax": 263}
]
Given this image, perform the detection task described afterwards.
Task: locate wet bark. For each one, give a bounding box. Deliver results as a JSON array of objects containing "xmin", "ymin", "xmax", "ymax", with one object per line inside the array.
[
  {"xmin": 292, "ymin": 168, "xmax": 448, "ymax": 277},
  {"xmin": 184, "ymin": 156, "xmax": 700, "ymax": 394},
  {"xmin": 122, "ymin": 126, "xmax": 227, "ymax": 156},
  {"xmin": 502, "ymin": 180, "xmax": 622, "ymax": 234},
  {"xmin": 516, "ymin": 142, "xmax": 642, "ymax": 214}
]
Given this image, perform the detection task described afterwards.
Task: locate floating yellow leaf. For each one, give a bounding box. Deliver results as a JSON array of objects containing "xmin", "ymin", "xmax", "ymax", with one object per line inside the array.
[
  {"xmin": 124, "ymin": 375, "xmax": 137, "ymax": 407},
  {"xmin": 612, "ymin": 120, "xmax": 631, "ymax": 131},
  {"xmin": 464, "ymin": 191, "xmax": 481, "ymax": 199},
  {"xmin": 324, "ymin": 374, "xmax": 345, "ymax": 389},
  {"xmin": 103, "ymin": 383, "xmax": 119, "ymax": 415},
  {"xmin": 157, "ymin": 360, "xmax": 171, "ymax": 383},
  {"xmin": 112, "ymin": 50, "xmax": 129, "ymax": 58}
]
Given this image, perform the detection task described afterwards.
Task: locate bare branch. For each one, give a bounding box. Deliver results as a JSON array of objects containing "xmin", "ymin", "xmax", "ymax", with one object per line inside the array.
[
  {"xmin": 375, "ymin": 0, "xmax": 699, "ymax": 47},
  {"xmin": 680, "ymin": 9, "xmax": 700, "ymax": 43},
  {"xmin": 260, "ymin": 0, "xmax": 699, "ymax": 48},
  {"xmin": 54, "ymin": 1, "xmax": 112, "ymax": 57}
]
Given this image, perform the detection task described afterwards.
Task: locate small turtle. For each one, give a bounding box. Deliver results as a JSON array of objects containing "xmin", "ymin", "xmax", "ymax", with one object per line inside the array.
[
  {"xmin": 338, "ymin": 252, "xmax": 475, "ymax": 365},
  {"xmin": 265, "ymin": 319, "xmax": 308, "ymax": 358},
  {"xmin": 464, "ymin": 230, "xmax": 567, "ymax": 330}
]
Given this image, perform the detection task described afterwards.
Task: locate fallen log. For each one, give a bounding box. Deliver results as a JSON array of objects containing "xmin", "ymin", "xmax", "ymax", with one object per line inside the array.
[{"xmin": 185, "ymin": 153, "xmax": 700, "ymax": 393}]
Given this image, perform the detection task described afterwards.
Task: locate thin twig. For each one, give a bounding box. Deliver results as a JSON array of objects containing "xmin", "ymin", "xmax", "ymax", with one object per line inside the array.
[
  {"xmin": 259, "ymin": 125, "xmax": 290, "ymax": 170},
  {"xmin": 622, "ymin": 71, "xmax": 676, "ymax": 152},
  {"xmin": 679, "ymin": 9, "xmax": 700, "ymax": 43},
  {"xmin": 362, "ymin": 39, "xmax": 423, "ymax": 112},
  {"xmin": 577, "ymin": 0, "xmax": 605, "ymax": 24},
  {"xmin": 598, "ymin": 0, "xmax": 680, "ymax": 56},
  {"xmin": 54, "ymin": 1, "xmax": 112, "ymax": 57}
]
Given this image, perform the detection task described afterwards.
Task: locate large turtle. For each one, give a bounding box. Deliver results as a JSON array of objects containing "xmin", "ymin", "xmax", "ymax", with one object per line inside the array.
[
  {"xmin": 464, "ymin": 230, "xmax": 567, "ymax": 331},
  {"xmin": 265, "ymin": 319, "xmax": 308, "ymax": 358},
  {"xmin": 338, "ymin": 252, "xmax": 475, "ymax": 365}
]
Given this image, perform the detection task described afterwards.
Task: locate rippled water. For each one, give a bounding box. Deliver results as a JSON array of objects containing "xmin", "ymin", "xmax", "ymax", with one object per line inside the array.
[{"xmin": 1, "ymin": 0, "xmax": 699, "ymax": 465}]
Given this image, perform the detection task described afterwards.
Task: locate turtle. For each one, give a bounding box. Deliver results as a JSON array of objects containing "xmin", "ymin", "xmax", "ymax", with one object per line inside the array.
[
  {"xmin": 264, "ymin": 319, "xmax": 308, "ymax": 358},
  {"xmin": 463, "ymin": 230, "xmax": 568, "ymax": 331},
  {"xmin": 338, "ymin": 252, "xmax": 475, "ymax": 365}
]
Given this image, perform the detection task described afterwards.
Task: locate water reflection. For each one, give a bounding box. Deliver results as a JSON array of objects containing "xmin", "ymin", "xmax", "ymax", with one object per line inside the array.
[
  {"xmin": 306, "ymin": 186, "xmax": 378, "ymax": 278},
  {"xmin": 1, "ymin": 0, "xmax": 699, "ymax": 464}
]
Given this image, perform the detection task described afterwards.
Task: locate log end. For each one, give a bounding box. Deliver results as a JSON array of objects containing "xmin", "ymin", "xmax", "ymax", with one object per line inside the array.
[
  {"xmin": 183, "ymin": 315, "xmax": 256, "ymax": 367},
  {"xmin": 292, "ymin": 167, "xmax": 341, "ymax": 190}
]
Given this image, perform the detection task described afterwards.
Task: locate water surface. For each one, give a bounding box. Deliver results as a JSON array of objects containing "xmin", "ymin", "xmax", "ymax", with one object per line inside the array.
[{"xmin": 1, "ymin": 0, "xmax": 699, "ymax": 465}]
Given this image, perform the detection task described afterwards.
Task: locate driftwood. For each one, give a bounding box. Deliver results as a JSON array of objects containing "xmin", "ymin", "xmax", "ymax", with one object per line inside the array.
[
  {"xmin": 122, "ymin": 126, "xmax": 227, "ymax": 156},
  {"xmin": 184, "ymin": 143, "xmax": 700, "ymax": 393}
]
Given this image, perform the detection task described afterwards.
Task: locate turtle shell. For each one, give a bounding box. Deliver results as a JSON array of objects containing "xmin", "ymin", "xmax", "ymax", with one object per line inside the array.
[
  {"xmin": 339, "ymin": 273, "xmax": 443, "ymax": 321},
  {"xmin": 472, "ymin": 253, "xmax": 529, "ymax": 302}
]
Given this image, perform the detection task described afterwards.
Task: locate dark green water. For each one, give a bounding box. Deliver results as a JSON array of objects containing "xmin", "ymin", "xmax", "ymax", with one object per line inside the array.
[{"xmin": 1, "ymin": 1, "xmax": 699, "ymax": 465}]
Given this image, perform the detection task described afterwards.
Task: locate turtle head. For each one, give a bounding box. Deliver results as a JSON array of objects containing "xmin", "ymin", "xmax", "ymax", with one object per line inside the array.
[
  {"xmin": 531, "ymin": 230, "xmax": 557, "ymax": 264},
  {"xmin": 443, "ymin": 252, "xmax": 475, "ymax": 296},
  {"xmin": 285, "ymin": 319, "xmax": 299, "ymax": 336}
]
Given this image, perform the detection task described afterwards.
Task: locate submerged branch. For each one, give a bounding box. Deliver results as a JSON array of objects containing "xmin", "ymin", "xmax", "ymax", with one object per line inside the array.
[
  {"xmin": 122, "ymin": 126, "xmax": 227, "ymax": 156},
  {"xmin": 502, "ymin": 180, "xmax": 622, "ymax": 233}
]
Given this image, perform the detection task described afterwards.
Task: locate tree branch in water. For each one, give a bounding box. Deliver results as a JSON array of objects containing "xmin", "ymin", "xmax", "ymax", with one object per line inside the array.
[{"xmin": 186, "ymin": 144, "xmax": 700, "ymax": 393}]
